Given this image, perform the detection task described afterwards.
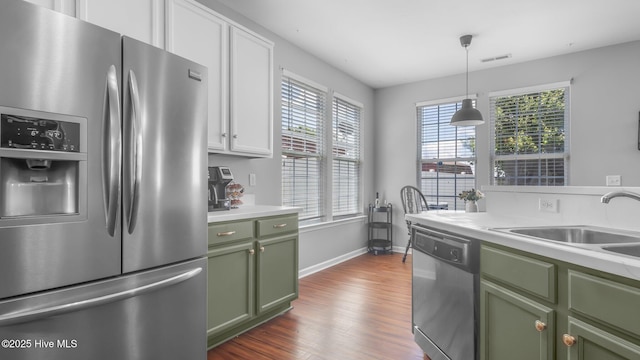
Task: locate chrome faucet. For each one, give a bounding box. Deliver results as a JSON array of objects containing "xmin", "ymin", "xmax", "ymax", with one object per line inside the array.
[{"xmin": 601, "ymin": 191, "xmax": 640, "ymax": 204}]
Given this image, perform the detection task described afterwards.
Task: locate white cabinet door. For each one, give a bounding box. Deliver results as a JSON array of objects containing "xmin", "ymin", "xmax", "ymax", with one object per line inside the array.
[
  {"xmin": 164, "ymin": 0, "xmax": 274, "ymax": 158},
  {"xmin": 76, "ymin": 0, "xmax": 164, "ymax": 48},
  {"xmin": 230, "ymin": 27, "xmax": 274, "ymax": 157},
  {"xmin": 165, "ymin": 0, "xmax": 228, "ymax": 152},
  {"xmin": 23, "ymin": 0, "xmax": 75, "ymax": 16}
]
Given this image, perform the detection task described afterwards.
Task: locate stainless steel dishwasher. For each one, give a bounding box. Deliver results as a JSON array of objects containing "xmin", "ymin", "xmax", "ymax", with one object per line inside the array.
[{"xmin": 411, "ymin": 225, "xmax": 479, "ymax": 360}]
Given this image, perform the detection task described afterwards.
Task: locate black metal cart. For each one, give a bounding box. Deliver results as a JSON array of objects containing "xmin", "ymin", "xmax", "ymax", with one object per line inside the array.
[{"xmin": 367, "ymin": 204, "xmax": 392, "ymax": 254}]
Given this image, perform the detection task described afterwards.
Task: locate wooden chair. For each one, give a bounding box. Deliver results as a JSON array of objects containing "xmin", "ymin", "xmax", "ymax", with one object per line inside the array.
[{"xmin": 400, "ymin": 185, "xmax": 429, "ymax": 263}]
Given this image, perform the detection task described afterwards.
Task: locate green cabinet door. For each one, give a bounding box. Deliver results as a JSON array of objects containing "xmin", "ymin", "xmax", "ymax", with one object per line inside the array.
[
  {"xmin": 566, "ymin": 317, "xmax": 640, "ymax": 360},
  {"xmin": 207, "ymin": 240, "xmax": 255, "ymax": 337},
  {"xmin": 256, "ymin": 234, "xmax": 299, "ymax": 314},
  {"xmin": 481, "ymin": 280, "xmax": 555, "ymax": 360}
]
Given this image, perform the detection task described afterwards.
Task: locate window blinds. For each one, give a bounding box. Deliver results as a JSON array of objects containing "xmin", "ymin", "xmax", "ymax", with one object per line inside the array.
[
  {"xmin": 332, "ymin": 96, "xmax": 361, "ymax": 216},
  {"xmin": 281, "ymin": 76, "xmax": 325, "ymax": 221},
  {"xmin": 417, "ymin": 100, "xmax": 476, "ymax": 210},
  {"xmin": 490, "ymin": 85, "xmax": 569, "ymax": 186}
]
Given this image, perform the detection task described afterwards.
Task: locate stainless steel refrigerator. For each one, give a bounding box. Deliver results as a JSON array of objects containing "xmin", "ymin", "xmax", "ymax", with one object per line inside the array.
[{"xmin": 0, "ymin": 2, "xmax": 208, "ymax": 359}]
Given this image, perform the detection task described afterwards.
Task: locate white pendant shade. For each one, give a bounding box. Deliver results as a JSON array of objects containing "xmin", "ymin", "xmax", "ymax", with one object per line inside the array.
[{"xmin": 450, "ymin": 98, "xmax": 483, "ymax": 126}]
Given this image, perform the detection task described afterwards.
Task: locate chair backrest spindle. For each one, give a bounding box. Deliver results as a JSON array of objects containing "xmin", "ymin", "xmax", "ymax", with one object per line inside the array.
[
  {"xmin": 400, "ymin": 185, "xmax": 428, "ymax": 216},
  {"xmin": 400, "ymin": 185, "xmax": 428, "ymax": 233}
]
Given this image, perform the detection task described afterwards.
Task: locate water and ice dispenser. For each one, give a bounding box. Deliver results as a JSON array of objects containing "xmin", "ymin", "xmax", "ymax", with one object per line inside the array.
[{"xmin": 0, "ymin": 107, "xmax": 85, "ymax": 218}]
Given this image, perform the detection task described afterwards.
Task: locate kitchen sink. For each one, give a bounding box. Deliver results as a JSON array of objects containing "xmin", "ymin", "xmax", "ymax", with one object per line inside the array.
[
  {"xmin": 602, "ymin": 244, "xmax": 640, "ymax": 258},
  {"xmin": 494, "ymin": 226, "xmax": 640, "ymax": 245}
]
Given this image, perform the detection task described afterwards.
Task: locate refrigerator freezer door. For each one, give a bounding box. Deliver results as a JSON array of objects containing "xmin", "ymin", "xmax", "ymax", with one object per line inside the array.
[
  {"xmin": 0, "ymin": 1, "xmax": 122, "ymax": 299},
  {"xmin": 0, "ymin": 257, "xmax": 207, "ymax": 360},
  {"xmin": 121, "ymin": 37, "xmax": 208, "ymax": 273}
]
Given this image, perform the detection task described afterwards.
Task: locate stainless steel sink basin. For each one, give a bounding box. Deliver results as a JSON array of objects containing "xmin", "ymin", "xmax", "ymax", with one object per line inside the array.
[
  {"xmin": 495, "ymin": 226, "xmax": 640, "ymax": 245},
  {"xmin": 602, "ymin": 244, "xmax": 640, "ymax": 257}
]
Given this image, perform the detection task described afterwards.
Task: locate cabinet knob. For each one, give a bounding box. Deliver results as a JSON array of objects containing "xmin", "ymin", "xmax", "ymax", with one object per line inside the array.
[
  {"xmin": 562, "ymin": 334, "xmax": 576, "ymax": 347},
  {"xmin": 233, "ymin": 134, "xmax": 238, "ymax": 139},
  {"xmin": 534, "ymin": 320, "xmax": 547, "ymax": 332},
  {"xmin": 221, "ymin": 132, "xmax": 227, "ymax": 138},
  {"xmin": 248, "ymin": 249, "xmax": 255, "ymax": 255},
  {"xmin": 260, "ymin": 246, "xmax": 265, "ymax": 253}
]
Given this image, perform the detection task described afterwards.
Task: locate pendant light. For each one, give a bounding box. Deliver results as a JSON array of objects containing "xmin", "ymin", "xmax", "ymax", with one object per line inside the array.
[{"xmin": 450, "ymin": 34, "xmax": 484, "ymax": 126}]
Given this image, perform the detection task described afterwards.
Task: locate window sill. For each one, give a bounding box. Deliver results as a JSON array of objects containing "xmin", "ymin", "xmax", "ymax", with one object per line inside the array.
[{"xmin": 299, "ymin": 215, "xmax": 366, "ymax": 233}]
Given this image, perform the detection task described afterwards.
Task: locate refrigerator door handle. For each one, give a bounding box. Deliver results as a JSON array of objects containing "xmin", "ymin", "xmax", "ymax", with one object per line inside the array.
[
  {"xmin": 0, "ymin": 267, "xmax": 202, "ymax": 327},
  {"xmin": 103, "ymin": 65, "xmax": 122, "ymax": 236},
  {"xmin": 126, "ymin": 69, "xmax": 143, "ymax": 234}
]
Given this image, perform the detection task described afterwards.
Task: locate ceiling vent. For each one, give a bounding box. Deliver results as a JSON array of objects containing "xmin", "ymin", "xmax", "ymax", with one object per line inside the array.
[{"xmin": 481, "ymin": 54, "xmax": 512, "ymax": 63}]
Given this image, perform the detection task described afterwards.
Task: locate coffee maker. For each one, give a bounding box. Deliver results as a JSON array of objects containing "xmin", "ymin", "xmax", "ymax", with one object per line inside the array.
[{"xmin": 208, "ymin": 166, "xmax": 233, "ymax": 211}]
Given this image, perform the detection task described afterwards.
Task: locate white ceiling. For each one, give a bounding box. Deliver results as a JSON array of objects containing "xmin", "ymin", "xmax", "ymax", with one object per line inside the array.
[{"xmin": 218, "ymin": 0, "xmax": 640, "ymax": 89}]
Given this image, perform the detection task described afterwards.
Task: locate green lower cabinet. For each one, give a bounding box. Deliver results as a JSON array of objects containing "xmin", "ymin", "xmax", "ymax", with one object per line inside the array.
[
  {"xmin": 567, "ymin": 270, "xmax": 640, "ymax": 337},
  {"xmin": 565, "ymin": 317, "xmax": 640, "ymax": 360},
  {"xmin": 481, "ymin": 243, "xmax": 640, "ymax": 360},
  {"xmin": 206, "ymin": 214, "xmax": 299, "ymax": 348},
  {"xmin": 480, "ymin": 280, "xmax": 555, "ymax": 360},
  {"xmin": 207, "ymin": 240, "xmax": 254, "ymax": 337},
  {"xmin": 256, "ymin": 234, "xmax": 299, "ymax": 314}
]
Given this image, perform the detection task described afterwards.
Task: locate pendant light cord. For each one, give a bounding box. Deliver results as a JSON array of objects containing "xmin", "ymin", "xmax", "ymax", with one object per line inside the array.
[{"xmin": 465, "ymin": 45, "xmax": 469, "ymax": 98}]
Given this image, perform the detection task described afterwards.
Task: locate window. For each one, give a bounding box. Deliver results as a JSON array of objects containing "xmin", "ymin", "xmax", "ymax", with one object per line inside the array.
[
  {"xmin": 332, "ymin": 95, "xmax": 361, "ymax": 217},
  {"xmin": 281, "ymin": 71, "xmax": 363, "ymax": 223},
  {"xmin": 417, "ymin": 98, "xmax": 477, "ymax": 210},
  {"xmin": 490, "ymin": 82, "xmax": 570, "ymax": 186},
  {"xmin": 281, "ymin": 75, "xmax": 326, "ymax": 221}
]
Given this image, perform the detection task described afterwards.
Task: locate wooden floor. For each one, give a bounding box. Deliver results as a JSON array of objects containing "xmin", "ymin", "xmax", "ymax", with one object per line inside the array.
[{"xmin": 207, "ymin": 252, "xmax": 424, "ymax": 360}]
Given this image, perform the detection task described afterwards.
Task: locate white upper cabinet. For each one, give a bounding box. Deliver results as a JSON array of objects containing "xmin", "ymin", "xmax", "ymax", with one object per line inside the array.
[
  {"xmin": 166, "ymin": 0, "xmax": 274, "ymax": 158},
  {"xmin": 22, "ymin": 0, "xmax": 75, "ymax": 16},
  {"xmin": 229, "ymin": 27, "xmax": 273, "ymax": 157},
  {"xmin": 76, "ymin": 0, "xmax": 165, "ymax": 48},
  {"xmin": 165, "ymin": 0, "xmax": 228, "ymax": 152}
]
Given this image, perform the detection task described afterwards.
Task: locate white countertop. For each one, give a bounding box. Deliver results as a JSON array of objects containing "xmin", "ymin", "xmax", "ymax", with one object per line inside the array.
[
  {"xmin": 207, "ymin": 205, "xmax": 302, "ymax": 223},
  {"xmin": 406, "ymin": 211, "xmax": 640, "ymax": 281}
]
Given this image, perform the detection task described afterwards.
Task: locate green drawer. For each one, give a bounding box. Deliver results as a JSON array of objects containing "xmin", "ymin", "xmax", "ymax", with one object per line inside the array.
[
  {"xmin": 481, "ymin": 245, "xmax": 556, "ymax": 303},
  {"xmin": 568, "ymin": 270, "xmax": 640, "ymax": 336},
  {"xmin": 208, "ymin": 220, "xmax": 254, "ymax": 246},
  {"xmin": 256, "ymin": 214, "xmax": 298, "ymax": 238}
]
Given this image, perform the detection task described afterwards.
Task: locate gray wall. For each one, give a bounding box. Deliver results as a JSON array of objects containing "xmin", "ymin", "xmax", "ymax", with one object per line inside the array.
[
  {"xmin": 198, "ymin": 0, "xmax": 375, "ymax": 270},
  {"xmin": 198, "ymin": 0, "xmax": 640, "ymax": 268},
  {"xmin": 375, "ymin": 40, "xmax": 640, "ymax": 244}
]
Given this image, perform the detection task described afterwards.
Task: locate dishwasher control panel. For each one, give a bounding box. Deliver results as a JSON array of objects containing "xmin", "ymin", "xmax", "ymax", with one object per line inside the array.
[{"xmin": 412, "ymin": 225, "xmax": 478, "ymax": 272}]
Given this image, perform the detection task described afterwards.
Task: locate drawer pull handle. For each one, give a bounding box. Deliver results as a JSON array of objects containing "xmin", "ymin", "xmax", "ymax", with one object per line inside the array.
[
  {"xmin": 273, "ymin": 223, "xmax": 287, "ymax": 228},
  {"xmin": 217, "ymin": 231, "xmax": 236, "ymax": 237},
  {"xmin": 562, "ymin": 334, "xmax": 576, "ymax": 347},
  {"xmin": 249, "ymin": 249, "xmax": 255, "ymax": 255},
  {"xmin": 260, "ymin": 246, "xmax": 265, "ymax": 253},
  {"xmin": 534, "ymin": 320, "xmax": 547, "ymax": 332}
]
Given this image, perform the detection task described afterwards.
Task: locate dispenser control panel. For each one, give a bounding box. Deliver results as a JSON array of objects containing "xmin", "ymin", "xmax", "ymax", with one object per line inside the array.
[{"xmin": 1, "ymin": 114, "xmax": 80, "ymax": 152}]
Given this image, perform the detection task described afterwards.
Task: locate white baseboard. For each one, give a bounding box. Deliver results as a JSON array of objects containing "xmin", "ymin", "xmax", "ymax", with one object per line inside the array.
[
  {"xmin": 298, "ymin": 246, "xmax": 412, "ymax": 278},
  {"xmin": 299, "ymin": 247, "xmax": 367, "ymax": 278},
  {"xmin": 393, "ymin": 245, "xmax": 411, "ymax": 254}
]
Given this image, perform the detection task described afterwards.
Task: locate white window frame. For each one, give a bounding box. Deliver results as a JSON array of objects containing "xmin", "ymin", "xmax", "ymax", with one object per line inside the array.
[
  {"xmin": 281, "ymin": 70, "xmax": 363, "ymax": 224},
  {"xmin": 416, "ymin": 95, "xmax": 477, "ymax": 210},
  {"xmin": 489, "ymin": 81, "xmax": 571, "ymax": 186},
  {"xmin": 332, "ymin": 93, "xmax": 363, "ymax": 218},
  {"xmin": 281, "ymin": 71, "xmax": 327, "ymax": 222}
]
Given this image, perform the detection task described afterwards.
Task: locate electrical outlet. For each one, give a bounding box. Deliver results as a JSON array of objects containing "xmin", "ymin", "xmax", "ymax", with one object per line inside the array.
[
  {"xmin": 539, "ymin": 198, "xmax": 559, "ymax": 213},
  {"xmin": 606, "ymin": 175, "xmax": 621, "ymax": 186},
  {"xmin": 249, "ymin": 173, "xmax": 256, "ymax": 186}
]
